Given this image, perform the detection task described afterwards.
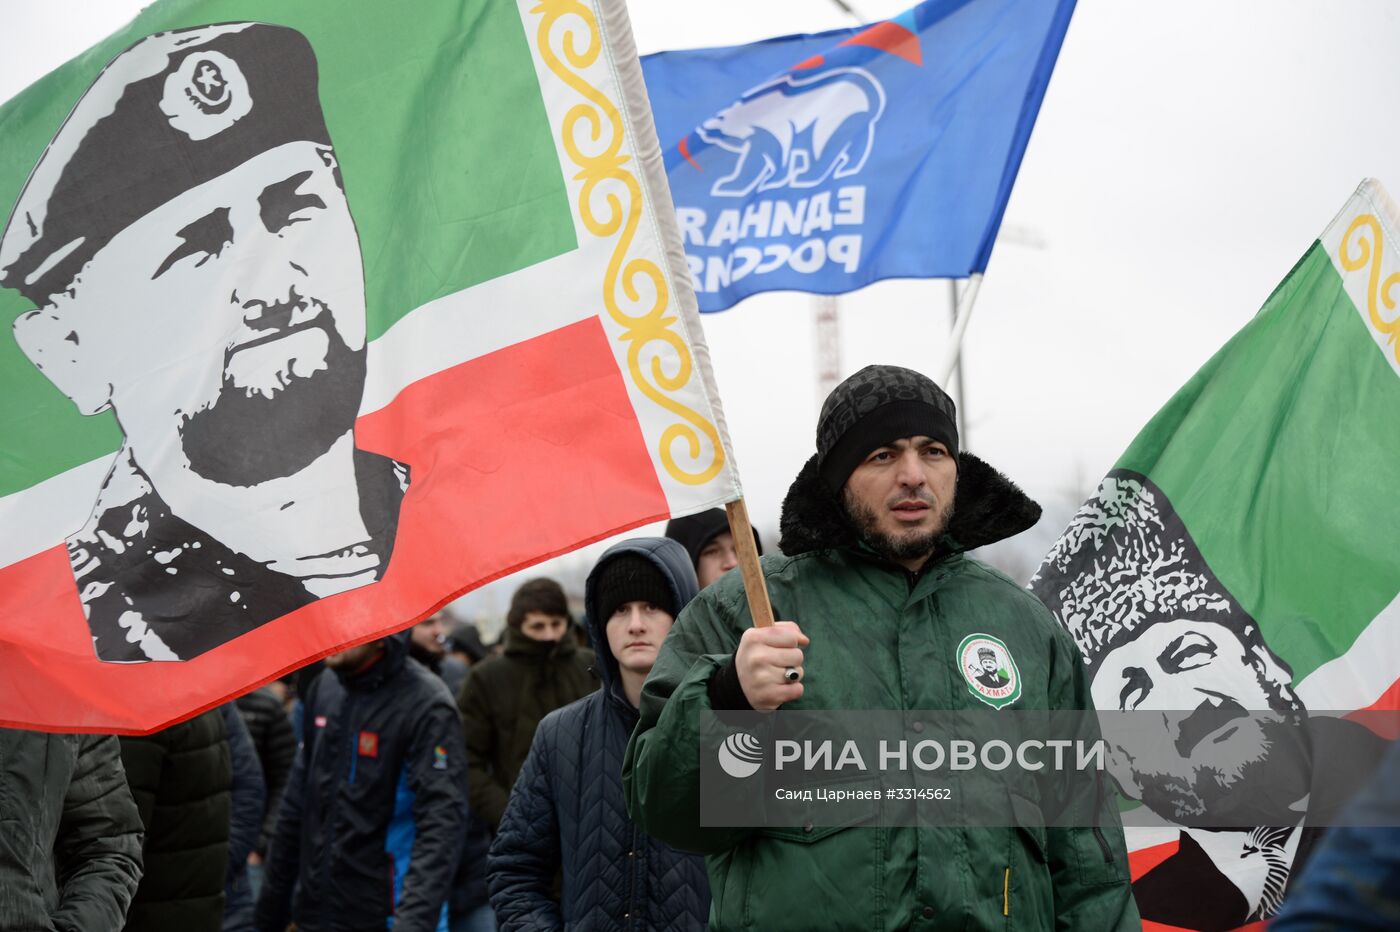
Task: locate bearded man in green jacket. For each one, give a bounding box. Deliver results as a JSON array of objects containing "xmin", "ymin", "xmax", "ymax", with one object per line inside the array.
[{"xmin": 624, "ymin": 364, "xmax": 1139, "ymax": 931}]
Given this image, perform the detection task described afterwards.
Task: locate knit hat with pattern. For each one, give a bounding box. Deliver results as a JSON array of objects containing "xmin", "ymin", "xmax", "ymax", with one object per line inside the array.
[{"xmin": 816, "ymin": 365, "xmax": 959, "ymax": 491}]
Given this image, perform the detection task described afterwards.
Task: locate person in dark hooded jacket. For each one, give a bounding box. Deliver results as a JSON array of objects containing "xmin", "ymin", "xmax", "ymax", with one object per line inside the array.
[
  {"xmin": 664, "ymin": 508, "xmax": 762, "ymax": 590},
  {"xmin": 255, "ymin": 631, "xmax": 468, "ymax": 932},
  {"xmin": 488, "ymin": 538, "xmax": 710, "ymax": 930},
  {"xmin": 458, "ymin": 578, "xmax": 597, "ymax": 832}
]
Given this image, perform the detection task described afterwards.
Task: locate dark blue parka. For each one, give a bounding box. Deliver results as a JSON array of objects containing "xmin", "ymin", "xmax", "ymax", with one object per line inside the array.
[
  {"xmin": 222, "ymin": 703, "xmax": 265, "ymax": 932},
  {"xmin": 1272, "ymin": 738, "xmax": 1400, "ymax": 932},
  {"xmin": 255, "ymin": 632, "xmax": 468, "ymax": 932},
  {"xmin": 489, "ymin": 538, "xmax": 711, "ymax": 931}
]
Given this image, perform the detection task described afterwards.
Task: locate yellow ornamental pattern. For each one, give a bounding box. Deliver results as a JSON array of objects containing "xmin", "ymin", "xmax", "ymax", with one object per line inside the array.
[
  {"xmin": 531, "ymin": 0, "xmax": 724, "ymax": 486},
  {"xmin": 1339, "ymin": 213, "xmax": 1400, "ymax": 364}
]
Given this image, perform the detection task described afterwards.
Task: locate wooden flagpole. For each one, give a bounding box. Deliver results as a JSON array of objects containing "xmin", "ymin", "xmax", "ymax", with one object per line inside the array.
[{"xmin": 724, "ymin": 498, "xmax": 775, "ymax": 628}]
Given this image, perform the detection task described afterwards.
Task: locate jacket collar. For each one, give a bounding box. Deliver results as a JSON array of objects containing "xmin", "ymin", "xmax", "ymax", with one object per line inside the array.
[
  {"xmin": 502, "ymin": 624, "xmax": 579, "ymax": 663},
  {"xmin": 778, "ymin": 451, "xmax": 1041, "ymax": 560}
]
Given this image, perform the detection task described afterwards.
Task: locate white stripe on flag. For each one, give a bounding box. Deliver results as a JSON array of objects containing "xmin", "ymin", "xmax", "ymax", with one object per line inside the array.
[
  {"xmin": 0, "ymin": 456, "xmax": 110, "ymax": 568},
  {"xmin": 360, "ymin": 249, "xmax": 600, "ymax": 417},
  {"xmin": 1321, "ymin": 177, "xmax": 1400, "ymax": 381},
  {"xmin": 517, "ymin": 0, "xmax": 740, "ymax": 515},
  {"xmin": 1295, "ymin": 589, "xmax": 1400, "ymax": 710},
  {"xmin": 1125, "ymin": 825, "xmax": 1186, "ymax": 855}
]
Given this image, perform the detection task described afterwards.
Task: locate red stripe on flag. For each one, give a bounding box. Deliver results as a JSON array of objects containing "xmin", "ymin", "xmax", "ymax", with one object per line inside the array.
[
  {"xmin": 839, "ymin": 21, "xmax": 923, "ymax": 66},
  {"xmin": 678, "ymin": 135, "xmax": 702, "ymax": 171},
  {"xmin": 1356, "ymin": 675, "xmax": 1400, "ymax": 714},
  {"xmin": 0, "ymin": 317, "xmax": 669, "ymax": 733},
  {"xmin": 1345, "ymin": 673, "xmax": 1400, "ymax": 738},
  {"xmin": 1142, "ymin": 922, "xmax": 1268, "ymax": 932},
  {"xmin": 1128, "ymin": 840, "xmax": 1179, "ymax": 881}
]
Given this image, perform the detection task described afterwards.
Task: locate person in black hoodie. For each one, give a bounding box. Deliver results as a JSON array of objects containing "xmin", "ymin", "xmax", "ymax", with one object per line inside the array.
[
  {"xmin": 664, "ymin": 508, "xmax": 763, "ymax": 589},
  {"xmin": 488, "ymin": 538, "xmax": 710, "ymax": 930},
  {"xmin": 254, "ymin": 631, "xmax": 467, "ymax": 932}
]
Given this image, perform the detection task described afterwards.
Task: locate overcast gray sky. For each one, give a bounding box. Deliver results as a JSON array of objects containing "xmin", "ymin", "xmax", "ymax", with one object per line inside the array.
[{"xmin": 5, "ymin": 0, "xmax": 1399, "ymax": 624}]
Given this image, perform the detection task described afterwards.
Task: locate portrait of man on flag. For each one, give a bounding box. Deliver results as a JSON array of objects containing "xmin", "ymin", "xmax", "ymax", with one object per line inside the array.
[
  {"xmin": 0, "ymin": 23, "xmax": 408, "ymax": 663},
  {"xmin": 1033, "ymin": 471, "xmax": 1389, "ymax": 929}
]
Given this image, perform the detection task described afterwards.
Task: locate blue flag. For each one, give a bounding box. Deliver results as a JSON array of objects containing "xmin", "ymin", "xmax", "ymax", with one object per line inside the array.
[{"xmin": 641, "ymin": 0, "xmax": 1076, "ymax": 312}]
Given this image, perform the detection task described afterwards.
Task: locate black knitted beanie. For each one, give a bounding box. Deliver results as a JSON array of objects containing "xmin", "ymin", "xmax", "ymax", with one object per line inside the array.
[{"xmin": 816, "ymin": 364, "xmax": 959, "ymax": 492}]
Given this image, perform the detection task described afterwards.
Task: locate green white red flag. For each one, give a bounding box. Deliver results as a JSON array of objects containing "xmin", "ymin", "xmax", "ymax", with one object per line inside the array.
[
  {"xmin": 0, "ymin": 0, "xmax": 738, "ymax": 733},
  {"xmin": 1031, "ymin": 178, "xmax": 1400, "ymax": 930}
]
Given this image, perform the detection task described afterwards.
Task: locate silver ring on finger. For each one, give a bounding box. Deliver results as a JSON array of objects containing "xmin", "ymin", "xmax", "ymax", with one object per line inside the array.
[{"xmin": 783, "ymin": 666, "xmax": 801, "ymax": 683}]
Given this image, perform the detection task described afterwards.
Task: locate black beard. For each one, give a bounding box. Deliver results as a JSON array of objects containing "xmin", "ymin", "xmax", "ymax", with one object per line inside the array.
[
  {"xmin": 1137, "ymin": 718, "xmax": 1311, "ymax": 825},
  {"xmin": 408, "ymin": 639, "xmax": 444, "ymax": 671},
  {"xmin": 842, "ymin": 489, "xmax": 954, "ymax": 564},
  {"xmin": 180, "ymin": 320, "xmax": 366, "ymax": 487},
  {"xmin": 1134, "ymin": 673, "xmax": 1310, "ymax": 825}
]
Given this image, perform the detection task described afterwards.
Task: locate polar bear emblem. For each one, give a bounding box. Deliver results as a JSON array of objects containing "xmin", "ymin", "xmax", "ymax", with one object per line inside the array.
[{"xmin": 697, "ymin": 67, "xmax": 886, "ymax": 198}]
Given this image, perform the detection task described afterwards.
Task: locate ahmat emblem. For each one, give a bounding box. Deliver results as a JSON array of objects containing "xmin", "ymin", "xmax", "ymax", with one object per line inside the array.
[{"xmin": 958, "ymin": 633, "xmax": 1021, "ymax": 709}]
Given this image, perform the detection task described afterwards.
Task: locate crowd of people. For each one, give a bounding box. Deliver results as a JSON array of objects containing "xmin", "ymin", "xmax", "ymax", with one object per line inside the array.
[
  {"xmin": 1, "ymin": 488, "xmax": 756, "ymax": 932},
  {"xmin": 3, "ymin": 365, "xmax": 1390, "ymax": 932}
]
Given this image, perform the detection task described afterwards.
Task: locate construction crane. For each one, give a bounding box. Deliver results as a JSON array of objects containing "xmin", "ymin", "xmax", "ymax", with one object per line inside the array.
[
  {"xmin": 813, "ymin": 294, "xmax": 843, "ymax": 404},
  {"xmin": 811, "ymin": 0, "xmax": 869, "ymax": 406}
]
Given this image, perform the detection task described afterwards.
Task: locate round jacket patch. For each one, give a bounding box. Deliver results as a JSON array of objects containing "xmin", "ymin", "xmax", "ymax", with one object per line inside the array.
[{"xmin": 957, "ymin": 633, "xmax": 1021, "ymax": 709}]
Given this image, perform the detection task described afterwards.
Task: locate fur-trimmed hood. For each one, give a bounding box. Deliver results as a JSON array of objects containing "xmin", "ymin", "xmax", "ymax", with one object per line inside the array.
[{"xmin": 778, "ymin": 451, "xmax": 1041, "ymax": 557}]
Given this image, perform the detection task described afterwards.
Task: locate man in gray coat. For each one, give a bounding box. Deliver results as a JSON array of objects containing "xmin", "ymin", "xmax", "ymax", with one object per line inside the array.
[{"xmin": 0, "ymin": 729, "xmax": 145, "ymax": 931}]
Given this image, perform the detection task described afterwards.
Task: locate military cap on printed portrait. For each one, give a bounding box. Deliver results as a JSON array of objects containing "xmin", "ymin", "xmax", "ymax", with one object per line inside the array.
[
  {"xmin": 2, "ymin": 22, "xmax": 333, "ymax": 309},
  {"xmin": 1, "ymin": 22, "xmax": 408, "ymax": 664}
]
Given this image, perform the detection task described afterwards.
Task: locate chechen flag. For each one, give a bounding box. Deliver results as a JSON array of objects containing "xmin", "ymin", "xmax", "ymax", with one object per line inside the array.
[
  {"xmin": 1029, "ymin": 180, "xmax": 1400, "ymax": 930},
  {"xmin": 0, "ymin": 0, "xmax": 739, "ymax": 733}
]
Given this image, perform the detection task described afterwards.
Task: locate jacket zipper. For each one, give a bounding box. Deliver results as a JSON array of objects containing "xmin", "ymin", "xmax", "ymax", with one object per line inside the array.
[
  {"xmin": 1091, "ymin": 773, "xmax": 1113, "ymax": 863},
  {"xmin": 626, "ymin": 826, "xmax": 639, "ymax": 929},
  {"xmin": 1092, "ymin": 826, "xmax": 1113, "ymax": 863}
]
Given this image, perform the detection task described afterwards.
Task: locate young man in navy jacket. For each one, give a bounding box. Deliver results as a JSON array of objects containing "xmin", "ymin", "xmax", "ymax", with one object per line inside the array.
[{"xmin": 489, "ymin": 538, "xmax": 710, "ymax": 930}]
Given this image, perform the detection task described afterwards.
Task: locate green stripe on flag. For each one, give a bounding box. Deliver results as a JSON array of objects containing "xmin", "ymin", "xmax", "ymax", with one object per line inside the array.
[
  {"xmin": 1116, "ymin": 242, "xmax": 1400, "ymax": 683},
  {"xmin": 0, "ymin": 0, "xmax": 575, "ymax": 498}
]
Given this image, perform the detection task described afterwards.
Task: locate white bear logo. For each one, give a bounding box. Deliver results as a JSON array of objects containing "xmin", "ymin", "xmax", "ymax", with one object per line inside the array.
[{"xmin": 697, "ymin": 67, "xmax": 886, "ymax": 198}]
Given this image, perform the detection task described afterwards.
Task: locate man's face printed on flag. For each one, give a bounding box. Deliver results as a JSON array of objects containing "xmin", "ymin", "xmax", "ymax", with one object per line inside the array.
[
  {"xmin": 51, "ymin": 141, "xmax": 366, "ymax": 486},
  {"xmin": 1090, "ymin": 617, "xmax": 1286, "ymax": 713},
  {"xmin": 0, "ymin": 24, "xmax": 408, "ymax": 662},
  {"xmin": 1032, "ymin": 471, "xmax": 1309, "ymax": 823},
  {"xmin": 1091, "ymin": 616, "xmax": 1307, "ymax": 823}
]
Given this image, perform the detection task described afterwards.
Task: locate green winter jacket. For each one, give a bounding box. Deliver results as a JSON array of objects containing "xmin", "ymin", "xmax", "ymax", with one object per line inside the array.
[
  {"xmin": 624, "ymin": 453, "xmax": 1139, "ymax": 932},
  {"xmin": 0, "ymin": 730, "xmax": 144, "ymax": 932}
]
